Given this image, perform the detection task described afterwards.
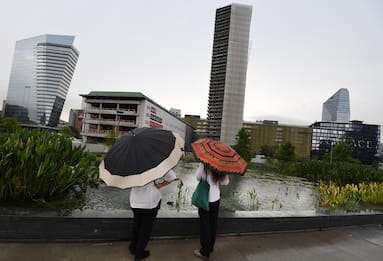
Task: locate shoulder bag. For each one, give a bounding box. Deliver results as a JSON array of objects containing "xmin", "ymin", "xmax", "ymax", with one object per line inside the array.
[{"xmin": 191, "ymin": 170, "xmax": 210, "ymax": 211}]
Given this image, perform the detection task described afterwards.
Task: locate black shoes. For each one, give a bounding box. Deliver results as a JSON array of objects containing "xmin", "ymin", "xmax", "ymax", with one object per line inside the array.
[
  {"xmin": 129, "ymin": 245, "xmax": 135, "ymax": 255},
  {"xmin": 135, "ymin": 250, "xmax": 150, "ymax": 261}
]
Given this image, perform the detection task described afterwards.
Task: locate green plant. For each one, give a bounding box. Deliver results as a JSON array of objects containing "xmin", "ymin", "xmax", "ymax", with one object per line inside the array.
[
  {"xmin": 104, "ymin": 128, "xmax": 118, "ymax": 147},
  {"xmin": 275, "ymin": 142, "xmax": 296, "ymax": 162},
  {"xmin": 271, "ymin": 198, "xmax": 279, "ymax": 210},
  {"xmin": 232, "ymin": 127, "xmax": 253, "ymax": 162},
  {"xmin": 59, "ymin": 125, "xmax": 75, "ymax": 138},
  {"xmin": 248, "ymin": 187, "xmax": 259, "ymax": 210},
  {"xmin": 281, "ymin": 160, "xmax": 383, "ymax": 186},
  {"xmin": 0, "ymin": 129, "xmax": 99, "ymax": 204},
  {"xmin": 180, "ymin": 154, "xmax": 197, "ymax": 162},
  {"xmin": 0, "ymin": 117, "xmax": 21, "ymax": 134},
  {"xmin": 319, "ymin": 182, "xmax": 383, "ymax": 210}
]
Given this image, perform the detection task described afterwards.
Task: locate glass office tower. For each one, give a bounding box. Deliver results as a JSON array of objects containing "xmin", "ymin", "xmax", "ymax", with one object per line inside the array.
[
  {"xmin": 206, "ymin": 3, "xmax": 252, "ymax": 145},
  {"xmin": 3, "ymin": 34, "xmax": 79, "ymax": 126},
  {"xmin": 311, "ymin": 121, "xmax": 380, "ymax": 165},
  {"xmin": 322, "ymin": 88, "xmax": 350, "ymax": 122}
]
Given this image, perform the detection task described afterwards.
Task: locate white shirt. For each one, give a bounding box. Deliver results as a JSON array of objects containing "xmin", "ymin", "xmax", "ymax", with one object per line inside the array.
[
  {"xmin": 195, "ymin": 163, "xmax": 229, "ymax": 203},
  {"xmin": 130, "ymin": 169, "xmax": 177, "ymax": 209}
]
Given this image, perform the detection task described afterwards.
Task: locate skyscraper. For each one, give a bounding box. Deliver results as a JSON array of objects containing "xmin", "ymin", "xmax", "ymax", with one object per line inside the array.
[
  {"xmin": 322, "ymin": 88, "xmax": 350, "ymax": 122},
  {"xmin": 3, "ymin": 34, "xmax": 79, "ymax": 126},
  {"xmin": 206, "ymin": 3, "xmax": 252, "ymax": 145}
]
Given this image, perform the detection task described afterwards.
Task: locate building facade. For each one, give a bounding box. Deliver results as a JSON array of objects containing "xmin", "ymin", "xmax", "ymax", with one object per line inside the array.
[
  {"xmin": 80, "ymin": 91, "xmax": 193, "ymax": 151},
  {"xmin": 206, "ymin": 3, "xmax": 252, "ymax": 145},
  {"xmin": 243, "ymin": 121, "xmax": 313, "ymax": 160},
  {"xmin": 322, "ymin": 88, "xmax": 350, "ymax": 122},
  {"xmin": 311, "ymin": 121, "xmax": 381, "ymax": 165},
  {"xmin": 3, "ymin": 34, "xmax": 79, "ymax": 127},
  {"xmin": 68, "ymin": 109, "xmax": 84, "ymax": 137},
  {"xmin": 183, "ymin": 115, "xmax": 208, "ymax": 141}
]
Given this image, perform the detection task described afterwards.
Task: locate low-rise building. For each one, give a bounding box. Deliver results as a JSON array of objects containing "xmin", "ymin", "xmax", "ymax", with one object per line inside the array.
[
  {"xmin": 80, "ymin": 91, "xmax": 193, "ymax": 151},
  {"xmin": 243, "ymin": 121, "xmax": 313, "ymax": 160}
]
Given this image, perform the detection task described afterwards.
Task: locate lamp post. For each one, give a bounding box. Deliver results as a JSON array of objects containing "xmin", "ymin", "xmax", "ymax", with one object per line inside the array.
[{"xmin": 329, "ymin": 136, "xmax": 336, "ymax": 164}]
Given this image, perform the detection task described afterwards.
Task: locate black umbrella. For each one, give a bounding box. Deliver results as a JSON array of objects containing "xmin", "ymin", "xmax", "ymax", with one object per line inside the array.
[{"xmin": 99, "ymin": 127, "xmax": 184, "ymax": 188}]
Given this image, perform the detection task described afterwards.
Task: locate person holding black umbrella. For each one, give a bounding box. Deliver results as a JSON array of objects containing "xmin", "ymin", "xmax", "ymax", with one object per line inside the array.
[
  {"xmin": 98, "ymin": 128, "xmax": 184, "ymax": 261},
  {"xmin": 129, "ymin": 169, "xmax": 177, "ymax": 260}
]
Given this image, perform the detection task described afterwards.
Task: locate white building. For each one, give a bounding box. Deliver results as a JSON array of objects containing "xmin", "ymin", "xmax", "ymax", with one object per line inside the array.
[
  {"xmin": 206, "ymin": 3, "xmax": 252, "ymax": 145},
  {"xmin": 80, "ymin": 91, "xmax": 193, "ymax": 150},
  {"xmin": 3, "ymin": 34, "xmax": 79, "ymax": 126}
]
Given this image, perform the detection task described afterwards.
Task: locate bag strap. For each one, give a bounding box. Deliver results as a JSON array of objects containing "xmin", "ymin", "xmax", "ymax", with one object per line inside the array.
[{"xmin": 204, "ymin": 167, "xmax": 208, "ymax": 182}]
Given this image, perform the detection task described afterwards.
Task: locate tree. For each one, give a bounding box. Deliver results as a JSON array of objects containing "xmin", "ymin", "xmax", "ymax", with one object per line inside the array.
[
  {"xmin": 275, "ymin": 142, "xmax": 296, "ymax": 162},
  {"xmin": 0, "ymin": 117, "xmax": 21, "ymax": 133},
  {"xmin": 59, "ymin": 125, "xmax": 75, "ymax": 138},
  {"xmin": 260, "ymin": 144, "xmax": 277, "ymax": 158},
  {"xmin": 329, "ymin": 140, "xmax": 358, "ymax": 163},
  {"xmin": 232, "ymin": 127, "xmax": 253, "ymax": 162},
  {"xmin": 104, "ymin": 128, "xmax": 118, "ymax": 147}
]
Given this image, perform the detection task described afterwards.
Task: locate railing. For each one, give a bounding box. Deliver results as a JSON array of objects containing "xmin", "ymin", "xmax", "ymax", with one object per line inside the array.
[{"xmin": 82, "ymin": 129, "xmax": 129, "ymax": 136}]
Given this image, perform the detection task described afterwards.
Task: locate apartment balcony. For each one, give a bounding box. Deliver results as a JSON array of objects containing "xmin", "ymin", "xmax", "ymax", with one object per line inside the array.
[
  {"xmin": 81, "ymin": 129, "xmax": 130, "ymax": 138},
  {"xmin": 84, "ymin": 118, "xmax": 137, "ymax": 127},
  {"xmin": 84, "ymin": 107, "xmax": 138, "ymax": 116}
]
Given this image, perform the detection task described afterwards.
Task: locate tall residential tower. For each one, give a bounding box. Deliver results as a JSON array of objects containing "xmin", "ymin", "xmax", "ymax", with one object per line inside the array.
[
  {"xmin": 3, "ymin": 34, "xmax": 79, "ymax": 126},
  {"xmin": 206, "ymin": 3, "xmax": 252, "ymax": 145},
  {"xmin": 322, "ymin": 88, "xmax": 350, "ymax": 122}
]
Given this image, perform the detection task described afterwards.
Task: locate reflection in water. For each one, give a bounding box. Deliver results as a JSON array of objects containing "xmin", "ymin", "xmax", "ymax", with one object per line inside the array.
[{"xmin": 82, "ymin": 162, "xmax": 319, "ymax": 216}]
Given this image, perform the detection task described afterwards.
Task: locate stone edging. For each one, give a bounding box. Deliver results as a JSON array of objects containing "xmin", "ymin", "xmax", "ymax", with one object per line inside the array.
[{"xmin": 1, "ymin": 213, "xmax": 382, "ymax": 242}]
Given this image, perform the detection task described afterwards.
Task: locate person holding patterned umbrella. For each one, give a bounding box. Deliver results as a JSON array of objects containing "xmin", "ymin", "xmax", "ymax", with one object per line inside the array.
[{"xmin": 191, "ymin": 138, "xmax": 247, "ymax": 260}]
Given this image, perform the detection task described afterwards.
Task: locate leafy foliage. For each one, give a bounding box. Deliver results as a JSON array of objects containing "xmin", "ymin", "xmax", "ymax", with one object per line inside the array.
[
  {"xmin": 320, "ymin": 182, "xmax": 383, "ymax": 210},
  {"xmin": 0, "ymin": 129, "xmax": 99, "ymax": 203},
  {"xmin": 104, "ymin": 128, "xmax": 118, "ymax": 147},
  {"xmin": 59, "ymin": 125, "xmax": 75, "ymax": 138},
  {"xmin": 0, "ymin": 117, "xmax": 21, "ymax": 134},
  {"xmin": 275, "ymin": 142, "xmax": 296, "ymax": 162},
  {"xmin": 328, "ymin": 140, "xmax": 360, "ymax": 163},
  {"xmin": 232, "ymin": 128, "xmax": 253, "ymax": 162},
  {"xmin": 259, "ymin": 144, "xmax": 277, "ymax": 158},
  {"xmin": 281, "ymin": 160, "xmax": 383, "ymax": 186}
]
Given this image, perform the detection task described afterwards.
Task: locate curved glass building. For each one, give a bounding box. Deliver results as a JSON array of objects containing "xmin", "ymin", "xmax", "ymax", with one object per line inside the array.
[{"xmin": 3, "ymin": 34, "xmax": 79, "ymax": 126}]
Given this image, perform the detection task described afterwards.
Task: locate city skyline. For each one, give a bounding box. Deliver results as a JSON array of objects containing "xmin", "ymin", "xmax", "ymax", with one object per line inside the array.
[
  {"xmin": 0, "ymin": 0, "xmax": 382, "ymax": 134},
  {"xmin": 3, "ymin": 34, "xmax": 79, "ymax": 126}
]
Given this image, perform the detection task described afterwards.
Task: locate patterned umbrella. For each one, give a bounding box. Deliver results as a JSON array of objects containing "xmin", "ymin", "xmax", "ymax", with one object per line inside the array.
[
  {"xmin": 99, "ymin": 127, "xmax": 184, "ymax": 188},
  {"xmin": 191, "ymin": 138, "xmax": 247, "ymax": 175}
]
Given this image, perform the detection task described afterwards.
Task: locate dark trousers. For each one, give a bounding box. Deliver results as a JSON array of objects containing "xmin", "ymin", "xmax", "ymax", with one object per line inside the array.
[
  {"xmin": 130, "ymin": 202, "xmax": 160, "ymax": 258},
  {"xmin": 198, "ymin": 199, "xmax": 220, "ymax": 257}
]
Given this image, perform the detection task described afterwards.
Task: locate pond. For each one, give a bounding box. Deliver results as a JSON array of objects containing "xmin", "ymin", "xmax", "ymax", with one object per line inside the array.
[{"xmin": 76, "ymin": 162, "xmax": 320, "ymax": 217}]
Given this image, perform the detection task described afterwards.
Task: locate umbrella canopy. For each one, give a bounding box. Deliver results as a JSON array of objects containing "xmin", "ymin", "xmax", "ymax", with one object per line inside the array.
[
  {"xmin": 191, "ymin": 138, "xmax": 247, "ymax": 175},
  {"xmin": 99, "ymin": 127, "xmax": 184, "ymax": 189}
]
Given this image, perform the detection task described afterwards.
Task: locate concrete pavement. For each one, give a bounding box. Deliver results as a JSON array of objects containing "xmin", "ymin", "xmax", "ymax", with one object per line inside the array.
[{"xmin": 1, "ymin": 225, "xmax": 383, "ymax": 261}]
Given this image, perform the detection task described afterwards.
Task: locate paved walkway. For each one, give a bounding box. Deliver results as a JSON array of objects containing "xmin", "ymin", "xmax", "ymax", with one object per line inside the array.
[{"xmin": 1, "ymin": 225, "xmax": 383, "ymax": 261}]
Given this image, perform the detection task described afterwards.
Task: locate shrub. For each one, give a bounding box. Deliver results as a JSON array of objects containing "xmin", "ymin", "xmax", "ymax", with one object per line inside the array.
[
  {"xmin": 282, "ymin": 160, "xmax": 383, "ymax": 186},
  {"xmin": 319, "ymin": 182, "xmax": 383, "ymax": 210},
  {"xmin": 0, "ymin": 129, "xmax": 98, "ymax": 203}
]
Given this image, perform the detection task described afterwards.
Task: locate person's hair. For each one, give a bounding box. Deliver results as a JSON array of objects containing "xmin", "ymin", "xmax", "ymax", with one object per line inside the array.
[{"xmin": 204, "ymin": 164, "xmax": 227, "ymax": 184}]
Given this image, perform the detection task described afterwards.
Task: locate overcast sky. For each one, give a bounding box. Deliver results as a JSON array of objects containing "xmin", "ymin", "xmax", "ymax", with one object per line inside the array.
[{"xmin": 1, "ymin": 0, "xmax": 382, "ymax": 131}]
